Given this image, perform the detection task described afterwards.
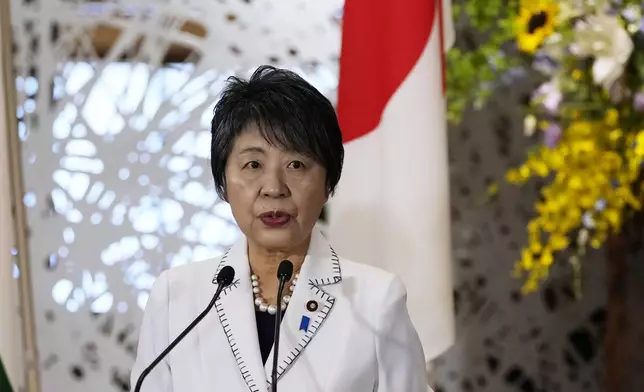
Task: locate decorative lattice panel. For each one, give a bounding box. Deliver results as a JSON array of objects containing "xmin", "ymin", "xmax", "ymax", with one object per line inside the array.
[
  {"xmin": 9, "ymin": 0, "xmax": 605, "ymax": 391},
  {"xmin": 10, "ymin": 1, "xmax": 341, "ymax": 391}
]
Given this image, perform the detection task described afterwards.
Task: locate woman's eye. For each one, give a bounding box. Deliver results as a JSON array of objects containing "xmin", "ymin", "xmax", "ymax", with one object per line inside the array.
[
  {"xmin": 288, "ymin": 161, "xmax": 305, "ymax": 169},
  {"xmin": 245, "ymin": 161, "xmax": 261, "ymax": 169}
]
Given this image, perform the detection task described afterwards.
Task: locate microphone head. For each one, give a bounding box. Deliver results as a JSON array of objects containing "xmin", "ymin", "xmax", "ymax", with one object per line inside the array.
[
  {"xmin": 277, "ymin": 260, "xmax": 294, "ymax": 280},
  {"xmin": 216, "ymin": 266, "xmax": 235, "ymax": 286}
]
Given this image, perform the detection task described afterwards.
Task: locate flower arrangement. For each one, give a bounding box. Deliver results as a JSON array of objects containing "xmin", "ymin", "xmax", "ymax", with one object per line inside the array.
[{"xmin": 447, "ymin": 0, "xmax": 644, "ymax": 293}]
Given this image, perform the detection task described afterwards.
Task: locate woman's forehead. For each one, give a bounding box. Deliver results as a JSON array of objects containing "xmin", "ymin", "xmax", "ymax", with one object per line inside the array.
[
  {"xmin": 233, "ymin": 129, "xmax": 280, "ymax": 151},
  {"xmin": 233, "ymin": 125, "xmax": 308, "ymax": 157}
]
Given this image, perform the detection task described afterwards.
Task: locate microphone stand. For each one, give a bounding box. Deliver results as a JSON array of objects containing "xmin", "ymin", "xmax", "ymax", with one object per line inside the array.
[
  {"xmin": 271, "ymin": 275, "xmax": 288, "ymax": 392},
  {"xmin": 134, "ymin": 268, "xmax": 233, "ymax": 392},
  {"xmin": 271, "ymin": 260, "xmax": 293, "ymax": 392}
]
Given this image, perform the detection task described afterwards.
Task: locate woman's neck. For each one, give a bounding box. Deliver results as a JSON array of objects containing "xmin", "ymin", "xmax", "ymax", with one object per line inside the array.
[
  {"xmin": 248, "ymin": 238, "xmax": 309, "ymax": 279},
  {"xmin": 247, "ymin": 236, "xmax": 310, "ymax": 302}
]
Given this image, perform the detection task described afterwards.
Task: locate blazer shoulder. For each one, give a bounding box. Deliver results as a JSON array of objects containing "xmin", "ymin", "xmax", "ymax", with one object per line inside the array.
[
  {"xmin": 335, "ymin": 257, "xmax": 405, "ymax": 305},
  {"xmin": 332, "ymin": 257, "xmax": 407, "ymax": 330},
  {"xmin": 338, "ymin": 257, "xmax": 399, "ymax": 288}
]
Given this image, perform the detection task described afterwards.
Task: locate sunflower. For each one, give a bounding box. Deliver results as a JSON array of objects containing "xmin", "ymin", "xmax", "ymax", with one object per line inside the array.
[{"xmin": 515, "ymin": 0, "xmax": 559, "ymax": 53}]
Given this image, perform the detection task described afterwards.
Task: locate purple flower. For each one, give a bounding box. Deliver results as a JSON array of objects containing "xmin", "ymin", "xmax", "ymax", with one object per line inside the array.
[
  {"xmin": 544, "ymin": 124, "xmax": 562, "ymax": 148},
  {"xmin": 622, "ymin": 7, "xmax": 637, "ymax": 22},
  {"xmin": 534, "ymin": 82, "xmax": 562, "ymax": 113},
  {"xmin": 634, "ymin": 93, "xmax": 644, "ymax": 112}
]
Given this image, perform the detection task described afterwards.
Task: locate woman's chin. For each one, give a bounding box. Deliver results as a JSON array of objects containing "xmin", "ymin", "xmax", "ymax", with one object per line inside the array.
[{"xmin": 249, "ymin": 227, "xmax": 308, "ymax": 253}]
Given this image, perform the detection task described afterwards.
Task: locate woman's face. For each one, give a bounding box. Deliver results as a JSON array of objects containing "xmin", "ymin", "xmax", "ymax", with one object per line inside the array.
[{"xmin": 224, "ymin": 125, "xmax": 328, "ymax": 252}]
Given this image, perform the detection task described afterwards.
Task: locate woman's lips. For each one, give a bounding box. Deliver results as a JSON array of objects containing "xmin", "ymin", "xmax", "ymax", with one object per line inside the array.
[{"xmin": 258, "ymin": 211, "xmax": 292, "ymax": 227}]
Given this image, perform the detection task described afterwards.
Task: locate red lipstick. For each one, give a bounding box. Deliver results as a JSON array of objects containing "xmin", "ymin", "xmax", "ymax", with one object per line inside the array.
[{"xmin": 259, "ymin": 211, "xmax": 292, "ymax": 227}]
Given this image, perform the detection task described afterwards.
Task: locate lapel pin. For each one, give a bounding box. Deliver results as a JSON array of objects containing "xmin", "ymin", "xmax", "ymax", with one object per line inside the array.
[
  {"xmin": 306, "ymin": 300, "xmax": 318, "ymax": 312},
  {"xmin": 299, "ymin": 315, "xmax": 310, "ymax": 332}
]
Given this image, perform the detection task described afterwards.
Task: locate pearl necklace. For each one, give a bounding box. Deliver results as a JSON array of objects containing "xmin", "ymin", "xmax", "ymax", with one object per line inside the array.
[{"xmin": 251, "ymin": 272, "xmax": 299, "ymax": 315}]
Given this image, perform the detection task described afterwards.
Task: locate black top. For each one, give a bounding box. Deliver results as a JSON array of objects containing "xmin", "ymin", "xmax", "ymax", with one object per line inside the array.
[{"xmin": 255, "ymin": 310, "xmax": 284, "ymax": 365}]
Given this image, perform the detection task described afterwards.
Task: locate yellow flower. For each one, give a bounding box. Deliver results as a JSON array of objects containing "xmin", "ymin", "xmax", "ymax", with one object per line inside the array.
[
  {"xmin": 546, "ymin": 150, "xmax": 565, "ymax": 169},
  {"xmin": 568, "ymin": 175, "xmax": 583, "ymax": 190},
  {"xmin": 521, "ymin": 249, "xmax": 534, "ymax": 269},
  {"xmin": 540, "ymin": 249, "xmax": 554, "ymax": 266},
  {"xmin": 507, "ymin": 116, "xmax": 644, "ymax": 292},
  {"xmin": 528, "ymin": 219, "xmax": 541, "ymax": 234},
  {"xmin": 516, "ymin": 0, "xmax": 559, "ymax": 53},
  {"xmin": 604, "ymin": 109, "xmax": 619, "ymax": 127},
  {"xmin": 616, "ymin": 187, "xmax": 641, "ymax": 209},
  {"xmin": 521, "ymin": 278, "xmax": 539, "ymax": 294},
  {"xmin": 604, "ymin": 208, "xmax": 622, "ymax": 230},
  {"xmin": 543, "ymin": 220, "xmax": 557, "ymax": 232},
  {"xmin": 505, "ymin": 169, "xmax": 523, "ymax": 184},
  {"xmin": 568, "ymin": 121, "xmax": 593, "ymax": 136},
  {"xmin": 579, "ymin": 194, "xmax": 596, "ymax": 209},
  {"xmin": 567, "ymin": 207, "xmax": 581, "ymax": 222},
  {"xmin": 530, "ymin": 160, "xmax": 549, "ymax": 177},
  {"xmin": 590, "ymin": 237, "xmax": 603, "ymax": 249},
  {"xmin": 635, "ymin": 131, "xmax": 644, "ymax": 156},
  {"xmin": 608, "ymin": 129, "xmax": 623, "ymax": 143},
  {"xmin": 550, "ymin": 234, "xmax": 569, "ymax": 250}
]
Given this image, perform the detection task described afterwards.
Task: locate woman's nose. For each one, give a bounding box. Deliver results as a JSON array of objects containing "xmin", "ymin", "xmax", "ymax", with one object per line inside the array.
[{"xmin": 261, "ymin": 171, "xmax": 289, "ymax": 198}]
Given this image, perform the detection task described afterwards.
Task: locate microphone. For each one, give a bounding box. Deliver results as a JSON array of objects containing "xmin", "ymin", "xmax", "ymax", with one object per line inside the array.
[
  {"xmin": 133, "ymin": 265, "xmax": 235, "ymax": 392},
  {"xmin": 271, "ymin": 260, "xmax": 293, "ymax": 392}
]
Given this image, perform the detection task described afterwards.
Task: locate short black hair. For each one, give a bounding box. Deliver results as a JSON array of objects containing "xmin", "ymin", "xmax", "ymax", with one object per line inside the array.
[{"xmin": 210, "ymin": 65, "xmax": 344, "ymax": 200}]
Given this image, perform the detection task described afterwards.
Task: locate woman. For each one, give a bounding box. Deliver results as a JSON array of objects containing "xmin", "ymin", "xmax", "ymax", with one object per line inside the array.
[{"xmin": 131, "ymin": 65, "xmax": 430, "ymax": 391}]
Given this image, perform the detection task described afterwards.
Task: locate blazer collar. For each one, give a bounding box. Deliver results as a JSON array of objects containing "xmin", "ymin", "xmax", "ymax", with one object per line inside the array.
[
  {"xmin": 219, "ymin": 227, "xmax": 341, "ymax": 289},
  {"xmin": 203, "ymin": 228, "xmax": 341, "ymax": 392}
]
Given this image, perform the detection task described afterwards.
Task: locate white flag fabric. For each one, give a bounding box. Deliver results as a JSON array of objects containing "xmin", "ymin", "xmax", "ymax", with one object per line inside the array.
[{"xmin": 329, "ymin": 0, "xmax": 455, "ymax": 361}]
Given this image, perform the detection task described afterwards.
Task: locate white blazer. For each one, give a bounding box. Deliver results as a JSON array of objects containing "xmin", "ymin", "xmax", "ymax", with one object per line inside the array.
[{"xmin": 131, "ymin": 229, "xmax": 431, "ymax": 392}]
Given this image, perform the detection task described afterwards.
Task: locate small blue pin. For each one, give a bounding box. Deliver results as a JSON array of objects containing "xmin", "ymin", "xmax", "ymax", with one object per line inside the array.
[{"xmin": 299, "ymin": 315, "xmax": 310, "ymax": 332}]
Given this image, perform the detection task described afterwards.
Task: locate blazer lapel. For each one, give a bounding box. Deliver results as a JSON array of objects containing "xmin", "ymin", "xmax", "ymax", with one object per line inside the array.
[
  {"xmin": 199, "ymin": 240, "xmax": 267, "ymax": 392},
  {"xmin": 264, "ymin": 229, "xmax": 341, "ymax": 387}
]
